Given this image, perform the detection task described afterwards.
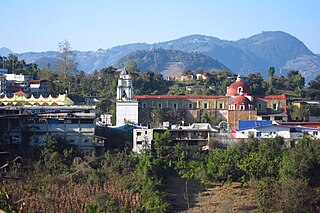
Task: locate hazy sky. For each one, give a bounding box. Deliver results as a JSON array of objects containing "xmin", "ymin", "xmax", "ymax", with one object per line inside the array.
[{"xmin": 1, "ymin": 0, "xmax": 319, "ymax": 53}]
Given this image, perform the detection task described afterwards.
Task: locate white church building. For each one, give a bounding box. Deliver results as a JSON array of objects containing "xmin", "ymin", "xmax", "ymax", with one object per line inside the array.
[{"xmin": 116, "ymin": 69, "xmax": 139, "ymax": 126}]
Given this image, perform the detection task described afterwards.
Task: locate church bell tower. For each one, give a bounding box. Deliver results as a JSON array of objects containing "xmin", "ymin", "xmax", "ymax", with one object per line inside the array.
[
  {"xmin": 117, "ymin": 69, "xmax": 133, "ymax": 100},
  {"xmin": 116, "ymin": 69, "xmax": 138, "ymax": 126}
]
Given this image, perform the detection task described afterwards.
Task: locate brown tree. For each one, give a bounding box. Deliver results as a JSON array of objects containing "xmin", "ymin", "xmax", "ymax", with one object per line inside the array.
[{"xmin": 56, "ymin": 40, "xmax": 77, "ymax": 93}]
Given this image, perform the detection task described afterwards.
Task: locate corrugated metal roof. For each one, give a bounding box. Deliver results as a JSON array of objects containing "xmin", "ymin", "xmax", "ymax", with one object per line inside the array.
[{"xmin": 238, "ymin": 120, "xmax": 272, "ymax": 130}]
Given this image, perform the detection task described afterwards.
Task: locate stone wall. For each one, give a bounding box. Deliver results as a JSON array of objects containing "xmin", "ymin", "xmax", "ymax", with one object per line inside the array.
[{"xmin": 228, "ymin": 110, "xmax": 257, "ymax": 129}]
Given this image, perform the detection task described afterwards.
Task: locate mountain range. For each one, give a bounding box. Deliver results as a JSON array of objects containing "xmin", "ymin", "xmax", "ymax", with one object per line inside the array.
[
  {"xmin": 1, "ymin": 31, "xmax": 319, "ymax": 81},
  {"xmin": 115, "ymin": 48, "xmax": 228, "ymax": 76}
]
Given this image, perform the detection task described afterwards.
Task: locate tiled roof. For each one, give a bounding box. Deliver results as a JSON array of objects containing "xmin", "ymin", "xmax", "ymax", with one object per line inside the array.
[
  {"xmin": 258, "ymin": 94, "xmax": 286, "ymax": 99},
  {"xmin": 14, "ymin": 90, "xmax": 25, "ymax": 95},
  {"xmin": 231, "ymin": 95, "xmax": 252, "ymax": 105},
  {"xmin": 278, "ymin": 122, "xmax": 320, "ymax": 129}
]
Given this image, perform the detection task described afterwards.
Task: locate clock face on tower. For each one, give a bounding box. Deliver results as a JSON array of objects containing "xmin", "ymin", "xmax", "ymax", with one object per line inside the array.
[{"xmin": 123, "ymin": 81, "xmax": 127, "ymax": 86}]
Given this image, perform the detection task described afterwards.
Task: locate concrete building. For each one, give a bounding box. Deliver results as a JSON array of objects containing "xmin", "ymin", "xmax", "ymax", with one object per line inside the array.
[
  {"xmin": 0, "ymin": 91, "xmax": 102, "ymax": 153},
  {"xmin": 0, "ymin": 73, "xmax": 48, "ymax": 96},
  {"xmin": 27, "ymin": 80, "xmax": 48, "ymax": 96},
  {"xmin": 235, "ymin": 124, "xmax": 320, "ymax": 139},
  {"xmin": 4, "ymin": 74, "xmax": 32, "ymax": 94},
  {"xmin": 0, "ymin": 105, "xmax": 100, "ymax": 153},
  {"xmin": 133, "ymin": 123, "xmax": 218, "ymax": 153}
]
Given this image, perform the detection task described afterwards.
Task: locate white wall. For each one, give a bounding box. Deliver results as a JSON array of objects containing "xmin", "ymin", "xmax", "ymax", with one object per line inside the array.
[
  {"xmin": 133, "ymin": 129, "xmax": 153, "ymax": 153},
  {"xmin": 116, "ymin": 101, "xmax": 138, "ymax": 126},
  {"xmin": 236, "ymin": 125, "xmax": 291, "ymax": 138},
  {"xmin": 5, "ymin": 74, "xmax": 31, "ymax": 81}
]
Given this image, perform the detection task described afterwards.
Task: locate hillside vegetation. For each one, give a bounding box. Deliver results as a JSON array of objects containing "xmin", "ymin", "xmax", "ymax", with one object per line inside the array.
[
  {"xmin": 2, "ymin": 133, "xmax": 320, "ymax": 212},
  {"xmin": 116, "ymin": 48, "xmax": 228, "ymax": 76},
  {"xmin": 4, "ymin": 31, "xmax": 318, "ymax": 81}
]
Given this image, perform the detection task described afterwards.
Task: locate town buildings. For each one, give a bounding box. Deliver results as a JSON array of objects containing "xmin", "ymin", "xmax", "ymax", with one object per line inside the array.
[
  {"xmin": 0, "ymin": 82, "xmax": 102, "ymax": 153},
  {"xmin": 0, "ymin": 70, "xmax": 48, "ymax": 96},
  {"xmin": 113, "ymin": 70, "xmax": 295, "ymax": 153},
  {"xmin": 118, "ymin": 72, "xmax": 288, "ymax": 130},
  {"xmin": 234, "ymin": 120, "xmax": 320, "ymax": 139}
]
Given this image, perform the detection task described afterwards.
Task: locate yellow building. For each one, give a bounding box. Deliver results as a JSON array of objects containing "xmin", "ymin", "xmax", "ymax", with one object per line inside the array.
[{"xmin": 0, "ymin": 90, "xmax": 74, "ymax": 106}]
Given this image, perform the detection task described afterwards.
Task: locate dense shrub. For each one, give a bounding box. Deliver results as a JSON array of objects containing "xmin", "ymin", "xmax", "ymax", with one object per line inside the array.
[{"xmin": 256, "ymin": 178, "xmax": 319, "ymax": 212}]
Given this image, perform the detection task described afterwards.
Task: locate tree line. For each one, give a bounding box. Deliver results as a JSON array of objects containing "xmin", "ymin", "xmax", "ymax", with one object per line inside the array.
[{"xmin": 2, "ymin": 41, "xmax": 320, "ymax": 119}]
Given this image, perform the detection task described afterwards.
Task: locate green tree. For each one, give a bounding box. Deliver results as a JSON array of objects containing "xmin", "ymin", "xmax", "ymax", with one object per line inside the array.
[
  {"xmin": 256, "ymin": 178, "xmax": 317, "ymax": 212},
  {"xmin": 268, "ymin": 66, "xmax": 275, "ymax": 78},
  {"xmin": 42, "ymin": 135, "xmax": 80, "ymax": 171},
  {"xmin": 134, "ymin": 71, "xmax": 171, "ymax": 95},
  {"xmin": 38, "ymin": 66, "xmax": 58, "ymax": 95},
  {"xmin": 154, "ymin": 130, "xmax": 172, "ymax": 159},
  {"xmin": 286, "ymin": 70, "xmax": 305, "ymax": 96},
  {"xmin": 305, "ymin": 75, "xmax": 320, "ymax": 100},
  {"xmin": 125, "ymin": 60, "xmax": 139, "ymax": 72},
  {"xmin": 279, "ymin": 137, "xmax": 320, "ymax": 185},
  {"xmin": 294, "ymin": 74, "xmax": 305, "ymax": 90},
  {"xmin": 267, "ymin": 67, "xmax": 275, "ymax": 94},
  {"xmin": 206, "ymin": 147, "xmax": 243, "ymax": 182},
  {"xmin": 247, "ymin": 72, "xmax": 266, "ymax": 95},
  {"xmin": 6, "ymin": 54, "xmax": 18, "ymax": 73}
]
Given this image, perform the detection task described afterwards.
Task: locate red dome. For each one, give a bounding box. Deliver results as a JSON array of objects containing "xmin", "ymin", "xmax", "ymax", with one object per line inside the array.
[
  {"xmin": 230, "ymin": 95, "xmax": 253, "ymax": 110},
  {"xmin": 227, "ymin": 75, "xmax": 251, "ymax": 96},
  {"xmin": 231, "ymin": 95, "xmax": 252, "ymax": 105}
]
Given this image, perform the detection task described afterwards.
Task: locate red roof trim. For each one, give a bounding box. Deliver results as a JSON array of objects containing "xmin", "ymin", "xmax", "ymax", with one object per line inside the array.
[
  {"xmin": 14, "ymin": 90, "xmax": 25, "ymax": 95},
  {"xmin": 278, "ymin": 122, "xmax": 320, "ymax": 128},
  {"xmin": 258, "ymin": 94, "xmax": 286, "ymax": 99},
  {"xmin": 134, "ymin": 95, "xmax": 226, "ymax": 99}
]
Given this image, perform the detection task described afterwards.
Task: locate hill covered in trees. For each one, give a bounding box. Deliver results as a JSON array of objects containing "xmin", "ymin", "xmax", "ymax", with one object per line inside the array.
[
  {"xmin": 2, "ymin": 31, "xmax": 318, "ymax": 81},
  {"xmin": 115, "ymin": 48, "xmax": 228, "ymax": 76}
]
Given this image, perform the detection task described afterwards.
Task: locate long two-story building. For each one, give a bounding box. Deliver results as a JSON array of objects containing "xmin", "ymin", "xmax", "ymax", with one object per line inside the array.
[
  {"xmin": 127, "ymin": 74, "xmax": 288, "ymax": 129},
  {"xmin": 0, "ymin": 91, "xmax": 102, "ymax": 153}
]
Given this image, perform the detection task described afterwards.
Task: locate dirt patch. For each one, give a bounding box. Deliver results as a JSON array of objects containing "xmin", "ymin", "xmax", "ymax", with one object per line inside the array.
[
  {"xmin": 164, "ymin": 178, "xmax": 260, "ymax": 213},
  {"xmin": 185, "ymin": 182, "xmax": 259, "ymax": 213},
  {"xmin": 163, "ymin": 176, "xmax": 206, "ymax": 212}
]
